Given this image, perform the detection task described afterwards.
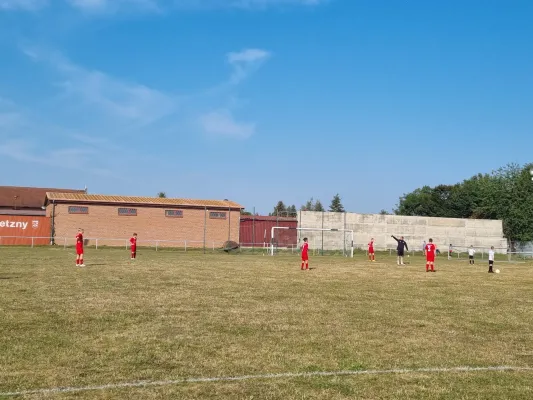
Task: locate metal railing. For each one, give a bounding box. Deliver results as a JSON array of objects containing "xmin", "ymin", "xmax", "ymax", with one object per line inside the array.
[
  {"xmin": 0, "ymin": 236, "xmax": 227, "ymax": 252},
  {"xmin": 1, "ymin": 237, "xmax": 528, "ymax": 261}
]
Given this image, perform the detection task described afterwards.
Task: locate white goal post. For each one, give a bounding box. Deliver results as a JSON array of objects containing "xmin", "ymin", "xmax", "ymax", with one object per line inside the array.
[{"xmin": 270, "ymin": 227, "xmax": 354, "ymax": 257}]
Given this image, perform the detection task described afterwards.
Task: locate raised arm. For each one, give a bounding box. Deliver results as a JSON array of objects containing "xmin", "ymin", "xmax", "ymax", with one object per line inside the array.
[{"xmin": 391, "ymin": 235, "xmax": 399, "ymax": 242}]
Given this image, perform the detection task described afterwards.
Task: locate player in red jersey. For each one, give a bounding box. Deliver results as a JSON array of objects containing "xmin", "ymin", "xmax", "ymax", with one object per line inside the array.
[
  {"xmin": 75, "ymin": 228, "xmax": 85, "ymax": 267},
  {"xmin": 425, "ymin": 238, "xmax": 437, "ymax": 272},
  {"xmin": 130, "ymin": 233, "xmax": 137, "ymax": 260},
  {"xmin": 301, "ymin": 237, "xmax": 309, "ymax": 270},
  {"xmin": 368, "ymin": 238, "xmax": 375, "ymax": 262}
]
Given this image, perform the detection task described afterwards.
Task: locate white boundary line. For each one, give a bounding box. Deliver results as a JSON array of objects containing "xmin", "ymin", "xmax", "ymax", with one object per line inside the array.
[{"xmin": 1, "ymin": 366, "xmax": 532, "ymax": 397}]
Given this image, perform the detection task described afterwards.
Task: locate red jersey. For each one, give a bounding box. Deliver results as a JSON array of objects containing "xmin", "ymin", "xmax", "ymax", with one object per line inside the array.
[
  {"xmin": 130, "ymin": 237, "xmax": 137, "ymax": 247},
  {"xmin": 368, "ymin": 241, "xmax": 374, "ymax": 250},
  {"xmin": 301, "ymin": 242, "xmax": 309, "ymax": 255},
  {"xmin": 76, "ymin": 233, "xmax": 83, "ymax": 246},
  {"xmin": 425, "ymin": 243, "xmax": 436, "ymax": 258}
]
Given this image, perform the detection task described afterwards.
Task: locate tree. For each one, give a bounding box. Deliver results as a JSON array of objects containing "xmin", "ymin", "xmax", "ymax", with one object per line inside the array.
[
  {"xmin": 300, "ymin": 198, "xmax": 325, "ymax": 212},
  {"xmin": 329, "ymin": 194, "xmax": 345, "ymax": 212},
  {"xmin": 301, "ymin": 198, "xmax": 314, "ymax": 211},
  {"xmin": 271, "ymin": 201, "xmax": 287, "ymax": 216},
  {"xmin": 314, "ymin": 200, "xmax": 325, "ymax": 212},
  {"xmin": 287, "ymin": 205, "xmax": 297, "ymax": 216},
  {"xmin": 379, "ymin": 209, "xmax": 390, "ymax": 215},
  {"xmin": 394, "ymin": 162, "xmax": 533, "ymax": 244},
  {"xmin": 157, "ymin": 192, "xmax": 167, "ymax": 198}
]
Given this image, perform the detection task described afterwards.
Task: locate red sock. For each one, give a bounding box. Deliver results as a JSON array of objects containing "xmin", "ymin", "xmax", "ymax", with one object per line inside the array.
[
  {"xmin": 426, "ymin": 263, "xmax": 429, "ymax": 271},
  {"xmin": 80, "ymin": 258, "xmax": 83, "ymax": 265},
  {"xmin": 301, "ymin": 262, "xmax": 304, "ymax": 269}
]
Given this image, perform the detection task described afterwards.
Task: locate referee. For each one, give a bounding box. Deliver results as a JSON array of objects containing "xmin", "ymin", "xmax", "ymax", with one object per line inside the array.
[{"xmin": 392, "ymin": 235, "xmax": 409, "ymax": 265}]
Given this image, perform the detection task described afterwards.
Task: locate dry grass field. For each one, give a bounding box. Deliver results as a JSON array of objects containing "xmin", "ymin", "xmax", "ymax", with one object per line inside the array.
[{"xmin": 1, "ymin": 247, "xmax": 533, "ymax": 399}]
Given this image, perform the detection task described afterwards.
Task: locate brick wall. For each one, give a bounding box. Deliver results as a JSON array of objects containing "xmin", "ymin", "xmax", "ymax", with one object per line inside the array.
[{"xmin": 48, "ymin": 203, "xmax": 240, "ymax": 248}]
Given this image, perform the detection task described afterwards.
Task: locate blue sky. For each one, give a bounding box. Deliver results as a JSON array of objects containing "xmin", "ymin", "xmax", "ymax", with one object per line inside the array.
[{"xmin": 1, "ymin": 0, "xmax": 532, "ymax": 214}]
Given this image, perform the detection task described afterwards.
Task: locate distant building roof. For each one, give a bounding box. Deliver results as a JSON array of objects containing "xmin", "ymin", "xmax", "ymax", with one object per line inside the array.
[
  {"xmin": 45, "ymin": 192, "xmax": 243, "ymax": 210},
  {"xmin": 0, "ymin": 209, "xmax": 46, "ymax": 216},
  {"xmin": 0, "ymin": 186, "xmax": 85, "ymax": 210}
]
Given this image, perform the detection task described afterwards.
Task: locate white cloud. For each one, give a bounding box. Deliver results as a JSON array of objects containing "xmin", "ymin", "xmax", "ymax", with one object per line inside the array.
[
  {"xmin": 227, "ymin": 48, "xmax": 271, "ymax": 84},
  {"xmin": 224, "ymin": 0, "xmax": 326, "ymax": 8},
  {"xmin": 23, "ymin": 49, "xmax": 178, "ymax": 125},
  {"xmin": 66, "ymin": 0, "xmax": 160, "ymax": 13},
  {"xmin": 173, "ymin": 0, "xmax": 326, "ymax": 10},
  {"xmin": 0, "ymin": 0, "xmax": 47, "ymax": 10},
  {"xmin": 0, "ymin": 138, "xmax": 104, "ymax": 172},
  {"xmin": 199, "ymin": 109, "xmax": 255, "ymax": 138},
  {"xmin": 2, "ymin": 43, "xmax": 268, "ymax": 183},
  {"xmin": 1, "ymin": 0, "xmax": 325, "ymax": 12},
  {"xmin": 19, "ymin": 45, "xmax": 270, "ymax": 142},
  {"xmin": 0, "ymin": 97, "xmax": 24, "ymax": 131},
  {"xmin": 227, "ymin": 48, "xmax": 271, "ymax": 64}
]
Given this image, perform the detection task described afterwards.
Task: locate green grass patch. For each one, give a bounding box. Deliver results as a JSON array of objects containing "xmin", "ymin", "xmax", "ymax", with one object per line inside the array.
[{"xmin": 1, "ymin": 247, "xmax": 533, "ymax": 399}]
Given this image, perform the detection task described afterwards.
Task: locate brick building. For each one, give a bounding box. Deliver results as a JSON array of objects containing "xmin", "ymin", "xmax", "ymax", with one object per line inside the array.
[
  {"xmin": 0, "ymin": 186, "xmax": 84, "ymax": 245},
  {"xmin": 45, "ymin": 192, "xmax": 242, "ymax": 248}
]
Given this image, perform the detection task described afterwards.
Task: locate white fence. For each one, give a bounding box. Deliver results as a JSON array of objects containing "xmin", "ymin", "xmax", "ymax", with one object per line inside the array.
[
  {"xmin": 0, "ymin": 236, "xmax": 227, "ymax": 252},
  {"xmin": 1, "ymin": 236, "xmax": 530, "ymax": 260}
]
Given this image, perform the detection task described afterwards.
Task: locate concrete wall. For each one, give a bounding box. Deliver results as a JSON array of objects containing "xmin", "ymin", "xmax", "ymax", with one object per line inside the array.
[{"xmin": 298, "ymin": 212, "xmax": 508, "ymax": 253}]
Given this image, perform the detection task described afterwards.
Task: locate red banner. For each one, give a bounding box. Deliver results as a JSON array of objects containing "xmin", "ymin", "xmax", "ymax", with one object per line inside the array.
[{"xmin": 0, "ymin": 216, "xmax": 51, "ymax": 245}]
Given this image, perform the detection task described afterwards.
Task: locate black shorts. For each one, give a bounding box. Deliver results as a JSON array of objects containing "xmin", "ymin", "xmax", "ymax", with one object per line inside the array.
[
  {"xmin": 489, "ymin": 260, "xmax": 494, "ymax": 265},
  {"xmin": 469, "ymin": 255, "xmax": 474, "ymax": 260},
  {"xmin": 397, "ymin": 250, "xmax": 404, "ymax": 257}
]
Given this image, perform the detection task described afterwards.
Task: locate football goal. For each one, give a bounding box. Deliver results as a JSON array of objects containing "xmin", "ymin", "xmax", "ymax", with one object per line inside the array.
[{"xmin": 270, "ymin": 227, "xmax": 354, "ymax": 257}]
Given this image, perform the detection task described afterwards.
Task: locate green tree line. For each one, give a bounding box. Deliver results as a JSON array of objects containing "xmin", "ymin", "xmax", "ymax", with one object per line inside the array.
[
  {"xmin": 394, "ymin": 163, "xmax": 533, "ymax": 243},
  {"xmin": 267, "ymin": 194, "xmax": 345, "ymax": 217}
]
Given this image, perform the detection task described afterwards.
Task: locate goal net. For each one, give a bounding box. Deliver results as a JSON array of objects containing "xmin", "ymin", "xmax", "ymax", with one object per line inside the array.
[{"xmin": 270, "ymin": 227, "xmax": 354, "ymax": 257}]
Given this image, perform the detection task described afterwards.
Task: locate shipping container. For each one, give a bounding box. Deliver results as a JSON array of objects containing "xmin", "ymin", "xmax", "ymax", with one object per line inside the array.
[{"xmin": 239, "ymin": 216, "xmax": 297, "ymax": 248}]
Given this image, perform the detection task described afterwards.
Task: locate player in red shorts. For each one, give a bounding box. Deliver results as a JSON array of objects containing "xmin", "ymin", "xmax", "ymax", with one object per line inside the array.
[
  {"xmin": 75, "ymin": 228, "xmax": 85, "ymax": 267},
  {"xmin": 301, "ymin": 237, "xmax": 309, "ymax": 270},
  {"xmin": 368, "ymin": 238, "xmax": 375, "ymax": 262},
  {"xmin": 425, "ymin": 238, "xmax": 436, "ymax": 272},
  {"xmin": 130, "ymin": 233, "xmax": 137, "ymax": 260}
]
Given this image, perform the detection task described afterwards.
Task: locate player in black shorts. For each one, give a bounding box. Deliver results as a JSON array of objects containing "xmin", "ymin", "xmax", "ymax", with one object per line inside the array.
[
  {"xmin": 468, "ymin": 245, "xmax": 476, "ymax": 264},
  {"xmin": 392, "ymin": 235, "xmax": 408, "ymax": 265}
]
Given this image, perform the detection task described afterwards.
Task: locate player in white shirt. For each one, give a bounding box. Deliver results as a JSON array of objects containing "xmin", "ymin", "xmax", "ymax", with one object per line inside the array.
[
  {"xmin": 488, "ymin": 246, "xmax": 495, "ymax": 273},
  {"xmin": 468, "ymin": 245, "xmax": 476, "ymax": 265}
]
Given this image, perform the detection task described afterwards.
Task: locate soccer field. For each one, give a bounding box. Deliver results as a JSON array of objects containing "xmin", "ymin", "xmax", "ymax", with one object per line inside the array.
[{"xmin": 1, "ymin": 248, "xmax": 533, "ymax": 399}]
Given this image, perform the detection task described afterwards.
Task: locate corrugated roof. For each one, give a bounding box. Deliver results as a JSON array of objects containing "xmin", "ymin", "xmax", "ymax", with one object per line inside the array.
[
  {"xmin": 45, "ymin": 192, "xmax": 243, "ymax": 209},
  {"xmin": 0, "ymin": 186, "xmax": 85, "ymax": 209}
]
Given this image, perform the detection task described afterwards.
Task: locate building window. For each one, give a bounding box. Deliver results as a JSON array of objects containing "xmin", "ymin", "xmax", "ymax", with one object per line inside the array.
[
  {"xmin": 209, "ymin": 211, "xmax": 227, "ymax": 219},
  {"xmin": 68, "ymin": 206, "xmax": 89, "ymax": 214},
  {"xmin": 118, "ymin": 208, "xmax": 137, "ymax": 216},
  {"xmin": 165, "ymin": 210, "xmax": 183, "ymax": 218}
]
